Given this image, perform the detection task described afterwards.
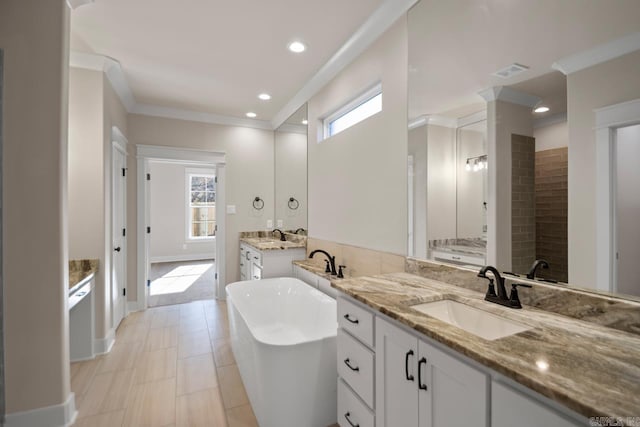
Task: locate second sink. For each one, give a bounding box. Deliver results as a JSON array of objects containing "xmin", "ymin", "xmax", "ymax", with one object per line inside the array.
[{"xmin": 410, "ymin": 299, "xmax": 532, "ymax": 341}]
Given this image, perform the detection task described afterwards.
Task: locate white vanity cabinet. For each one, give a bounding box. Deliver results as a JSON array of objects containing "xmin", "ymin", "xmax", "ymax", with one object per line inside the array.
[
  {"xmin": 293, "ymin": 264, "xmax": 336, "ymax": 297},
  {"xmin": 376, "ymin": 317, "xmax": 488, "ymax": 427},
  {"xmin": 239, "ymin": 242, "xmax": 305, "ymax": 281}
]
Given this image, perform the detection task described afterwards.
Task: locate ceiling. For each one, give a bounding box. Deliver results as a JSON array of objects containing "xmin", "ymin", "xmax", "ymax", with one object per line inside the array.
[
  {"xmin": 71, "ymin": 0, "xmax": 383, "ymax": 122},
  {"xmin": 408, "ymin": 0, "xmax": 640, "ymax": 120}
]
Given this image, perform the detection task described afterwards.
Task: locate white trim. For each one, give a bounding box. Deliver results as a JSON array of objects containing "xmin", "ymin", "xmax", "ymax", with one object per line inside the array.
[
  {"xmin": 5, "ymin": 393, "xmax": 77, "ymax": 427},
  {"xmin": 552, "ymin": 32, "xmax": 640, "ymax": 75},
  {"xmin": 66, "ymin": 0, "xmax": 93, "ymax": 9},
  {"xmin": 457, "ymin": 110, "xmax": 487, "ymax": 128},
  {"xmin": 408, "ymin": 111, "xmax": 486, "ymax": 130},
  {"xmin": 127, "ymin": 300, "xmax": 141, "ymax": 313},
  {"xmin": 185, "ymin": 169, "xmax": 217, "ymax": 241},
  {"xmin": 478, "ymin": 86, "xmax": 540, "ymax": 108},
  {"xmin": 215, "ymin": 165, "xmax": 227, "ymax": 298},
  {"xmin": 321, "ymin": 82, "xmax": 382, "ymax": 140},
  {"xmin": 132, "ymin": 103, "xmax": 273, "ymax": 131},
  {"xmin": 594, "ymin": 98, "xmax": 640, "ymax": 293},
  {"xmin": 150, "ymin": 253, "xmax": 216, "ymax": 264},
  {"xmin": 533, "ymin": 112, "xmax": 567, "ymax": 129},
  {"xmin": 137, "ymin": 144, "xmax": 226, "ymax": 164},
  {"xmin": 425, "ymin": 115, "xmax": 458, "ymax": 129},
  {"xmin": 93, "ymin": 328, "xmax": 116, "ymax": 355},
  {"xmin": 271, "ymin": 0, "xmax": 419, "ymax": 129}
]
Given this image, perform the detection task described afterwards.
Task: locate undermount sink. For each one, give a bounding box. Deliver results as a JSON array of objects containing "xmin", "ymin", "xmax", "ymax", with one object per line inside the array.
[{"xmin": 410, "ymin": 299, "xmax": 532, "ymax": 341}]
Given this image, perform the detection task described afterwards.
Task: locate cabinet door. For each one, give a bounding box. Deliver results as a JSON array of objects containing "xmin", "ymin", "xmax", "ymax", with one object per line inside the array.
[
  {"xmin": 251, "ymin": 262, "xmax": 262, "ymax": 280},
  {"xmin": 418, "ymin": 339, "xmax": 488, "ymax": 427},
  {"xmin": 376, "ymin": 317, "xmax": 419, "ymax": 427}
]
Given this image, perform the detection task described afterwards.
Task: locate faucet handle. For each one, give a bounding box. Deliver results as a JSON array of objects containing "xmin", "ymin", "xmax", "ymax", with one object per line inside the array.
[
  {"xmin": 324, "ymin": 259, "xmax": 331, "ymax": 273},
  {"xmin": 509, "ymin": 283, "xmax": 532, "ymax": 308},
  {"xmin": 338, "ymin": 265, "xmax": 346, "ymax": 279},
  {"xmin": 485, "ymin": 278, "xmax": 497, "ymax": 298}
]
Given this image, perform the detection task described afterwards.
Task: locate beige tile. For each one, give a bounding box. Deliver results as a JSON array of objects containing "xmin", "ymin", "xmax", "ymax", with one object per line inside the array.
[
  {"xmin": 97, "ymin": 341, "xmax": 142, "ymax": 373},
  {"xmin": 123, "ymin": 378, "xmax": 176, "ymax": 427},
  {"xmin": 121, "ymin": 310, "xmax": 153, "ymax": 327},
  {"xmin": 176, "ymin": 387, "xmax": 227, "ymax": 427},
  {"xmin": 78, "ymin": 369, "xmax": 135, "ymax": 418},
  {"xmin": 150, "ymin": 310, "xmax": 181, "ymax": 329},
  {"xmin": 178, "ymin": 329, "xmax": 212, "ymax": 359},
  {"xmin": 177, "ymin": 353, "xmax": 218, "ymax": 395},
  {"xmin": 217, "ymin": 364, "xmax": 249, "ymax": 409},
  {"xmin": 226, "ymin": 404, "xmax": 258, "ymax": 427},
  {"xmin": 212, "ymin": 337, "xmax": 235, "ymax": 367},
  {"xmin": 380, "ymin": 252, "xmax": 406, "ymax": 274},
  {"xmin": 73, "ymin": 409, "xmax": 125, "ymax": 427},
  {"xmin": 342, "ymin": 245, "xmax": 382, "ymax": 277},
  {"xmin": 207, "ymin": 315, "xmax": 229, "ymax": 340},
  {"xmin": 70, "ymin": 358, "xmax": 100, "ymax": 396},
  {"xmin": 144, "ymin": 326, "xmax": 178, "ymax": 352},
  {"xmin": 117, "ymin": 321, "xmax": 149, "ymax": 343},
  {"xmin": 136, "ymin": 347, "xmax": 177, "ymax": 384},
  {"xmin": 178, "ymin": 316, "xmax": 209, "ymax": 335}
]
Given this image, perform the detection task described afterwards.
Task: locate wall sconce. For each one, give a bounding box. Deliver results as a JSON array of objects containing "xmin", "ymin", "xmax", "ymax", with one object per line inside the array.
[{"xmin": 466, "ymin": 155, "xmax": 488, "ymax": 172}]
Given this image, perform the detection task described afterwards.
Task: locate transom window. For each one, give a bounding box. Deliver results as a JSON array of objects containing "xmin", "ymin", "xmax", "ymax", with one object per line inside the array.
[
  {"xmin": 323, "ymin": 83, "xmax": 382, "ymax": 140},
  {"xmin": 188, "ymin": 173, "xmax": 216, "ymax": 239}
]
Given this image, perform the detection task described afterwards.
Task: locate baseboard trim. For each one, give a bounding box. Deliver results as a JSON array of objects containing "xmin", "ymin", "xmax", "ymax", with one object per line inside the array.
[
  {"xmin": 5, "ymin": 392, "xmax": 77, "ymax": 427},
  {"xmin": 93, "ymin": 328, "xmax": 116, "ymax": 355},
  {"xmin": 150, "ymin": 253, "xmax": 215, "ymax": 264},
  {"xmin": 127, "ymin": 300, "xmax": 142, "ymax": 313}
]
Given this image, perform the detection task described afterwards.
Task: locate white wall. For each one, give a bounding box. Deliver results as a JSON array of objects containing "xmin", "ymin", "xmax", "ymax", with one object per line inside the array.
[
  {"xmin": 534, "ymin": 120, "xmax": 568, "ymax": 152},
  {"xmin": 274, "ymin": 131, "xmax": 307, "ymax": 231},
  {"xmin": 427, "ymin": 125, "xmax": 456, "ymax": 240},
  {"xmin": 567, "ymin": 50, "xmax": 640, "ymax": 289},
  {"xmin": 408, "ymin": 125, "xmax": 427, "ymax": 258},
  {"xmin": 457, "ymin": 127, "xmax": 486, "ymax": 238},
  {"xmin": 149, "ymin": 162, "xmax": 216, "ymax": 262},
  {"xmin": 128, "ymin": 115, "xmax": 274, "ymax": 286},
  {"xmin": 307, "ymin": 18, "xmax": 408, "ymax": 255}
]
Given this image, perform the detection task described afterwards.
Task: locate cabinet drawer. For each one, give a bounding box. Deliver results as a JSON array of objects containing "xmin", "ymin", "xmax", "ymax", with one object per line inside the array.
[
  {"xmin": 338, "ymin": 297, "xmax": 374, "ymax": 347},
  {"xmin": 338, "ymin": 378, "xmax": 375, "ymax": 427},
  {"xmin": 338, "ymin": 329, "xmax": 375, "ymax": 408},
  {"xmin": 248, "ymin": 248, "xmax": 262, "ymax": 266}
]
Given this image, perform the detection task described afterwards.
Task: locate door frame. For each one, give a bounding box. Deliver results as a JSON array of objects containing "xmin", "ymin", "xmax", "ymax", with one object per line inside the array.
[
  {"xmin": 594, "ymin": 98, "xmax": 640, "ymax": 292},
  {"xmin": 111, "ymin": 127, "xmax": 128, "ymax": 328},
  {"xmin": 136, "ymin": 145, "xmax": 226, "ymax": 311}
]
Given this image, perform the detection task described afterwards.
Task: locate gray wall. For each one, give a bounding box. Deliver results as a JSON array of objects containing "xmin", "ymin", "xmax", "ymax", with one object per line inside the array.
[{"xmin": 0, "ymin": 47, "xmax": 5, "ymax": 426}]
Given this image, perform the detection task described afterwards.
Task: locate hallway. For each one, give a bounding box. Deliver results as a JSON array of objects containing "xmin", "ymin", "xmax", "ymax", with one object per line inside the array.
[
  {"xmin": 148, "ymin": 260, "xmax": 216, "ymax": 307},
  {"xmin": 70, "ymin": 299, "xmax": 257, "ymax": 426}
]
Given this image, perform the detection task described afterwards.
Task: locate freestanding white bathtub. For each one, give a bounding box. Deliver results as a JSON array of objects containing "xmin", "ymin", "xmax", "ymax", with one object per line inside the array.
[{"xmin": 226, "ymin": 277, "xmax": 338, "ymax": 427}]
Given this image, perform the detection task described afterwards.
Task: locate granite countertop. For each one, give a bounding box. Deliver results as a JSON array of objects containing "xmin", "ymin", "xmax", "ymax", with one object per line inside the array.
[
  {"xmin": 69, "ymin": 259, "xmax": 98, "ymax": 293},
  {"xmin": 240, "ymin": 237, "xmax": 306, "ymax": 251},
  {"xmin": 331, "ymin": 272, "xmax": 640, "ymax": 420},
  {"xmin": 293, "ymin": 259, "xmax": 352, "ymax": 281},
  {"xmin": 431, "ymin": 244, "xmax": 486, "ymax": 257}
]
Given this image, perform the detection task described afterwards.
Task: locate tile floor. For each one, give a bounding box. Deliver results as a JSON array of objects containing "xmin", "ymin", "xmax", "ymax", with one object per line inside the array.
[
  {"xmin": 70, "ymin": 299, "xmax": 258, "ymax": 426},
  {"xmin": 148, "ymin": 260, "xmax": 216, "ymax": 307}
]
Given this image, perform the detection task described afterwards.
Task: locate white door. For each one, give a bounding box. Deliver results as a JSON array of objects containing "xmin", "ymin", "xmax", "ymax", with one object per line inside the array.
[
  {"xmin": 614, "ymin": 124, "xmax": 640, "ymax": 297},
  {"xmin": 111, "ymin": 143, "xmax": 127, "ymax": 329},
  {"xmin": 376, "ymin": 317, "xmax": 419, "ymax": 427}
]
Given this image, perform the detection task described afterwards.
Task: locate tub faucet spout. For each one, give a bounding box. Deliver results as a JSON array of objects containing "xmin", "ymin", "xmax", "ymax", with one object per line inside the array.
[{"xmin": 309, "ymin": 249, "xmax": 337, "ymax": 276}]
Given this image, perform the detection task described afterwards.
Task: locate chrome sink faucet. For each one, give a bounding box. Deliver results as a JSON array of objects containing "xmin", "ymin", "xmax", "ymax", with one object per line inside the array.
[
  {"xmin": 478, "ymin": 265, "xmax": 531, "ymax": 309},
  {"xmin": 309, "ymin": 249, "xmax": 337, "ymax": 276}
]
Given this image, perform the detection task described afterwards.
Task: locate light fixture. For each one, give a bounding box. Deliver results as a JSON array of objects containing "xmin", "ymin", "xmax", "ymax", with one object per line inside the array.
[
  {"xmin": 534, "ymin": 106, "xmax": 550, "ymax": 113},
  {"xmin": 246, "ymin": 112, "xmax": 257, "ymax": 118},
  {"xmin": 288, "ymin": 41, "xmax": 306, "ymax": 53},
  {"xmin": 465, "ymin": 155, "xmax": 488, "ymax": 172},
  {"xmin": 301, "ymin": 119, "xmax": 308, "ymax": 125},
  {"xmin": 465, "ymin": 160, "xmax": 471, "ymax": 171},
  {"xmin": 258, "ymin": 93, "xmax": 271, "ymax": 101}
]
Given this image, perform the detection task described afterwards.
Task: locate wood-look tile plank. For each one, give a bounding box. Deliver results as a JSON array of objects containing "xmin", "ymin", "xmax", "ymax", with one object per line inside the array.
[
  {"xmin": 135, "ymin": 347, "xmax": 177, "ymax": 384},
  {"xmin": 212, "ymin": 337, "xmax": 235, "ymax": 367},
  {"xmin": 217, "ymin": 364, "xmax": 249, "ymax": 409},
  {"xmin": 70, "ymin": 358, "xmax": 100, "ymax": 396},
  {"xmin": 117, "ymin": 321, "xmax": 149, "ymax": 343},
  {"xmin": 73, "ymin": 409, "xmax": 125, "ymax": 427},
  {"xmin": 77, "ymin": 369, "xmax": 135, "ymax": 418},
  {"xmin": 123, "ymin": 378, "xmax": 176, "ymax": 427},
  {"xmin": 207, "ymin": 315, "xmax": 229, "ymax": 340},
  {"xmin": 144, "ymin": 326, "xmax": 178, "ymax": 352},
  {"xmin": 177, "ymin": 353, "xmax": 218, "ymax": 396},
  {"xmin": 97, "ymin": 341, "xmax": 142, "ymax": 374},
  {"xmin": 178, "ymin": 329, "xmax": 212, "ymax": 359},
  {"xmin": 226, "ymin": 403, "xmax": 258, "ymax": 427},
  {"xmin": 176, "ymin": 387, "xmax": 227, "ymax": 427}
]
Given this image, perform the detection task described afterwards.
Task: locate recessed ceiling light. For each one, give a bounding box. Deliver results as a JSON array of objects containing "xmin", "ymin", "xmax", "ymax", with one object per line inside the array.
[
  {"xmin": 288, "ymin": 41, "xmax": 306, "ymax": 53},
  {"xmin": 301, "ymin": 119, "xmax": 308, "ymax": 125},
  {"xmin": 534, "ymin": 106, "xmax": 550, "ymax": 113},
  {"xmin": 258, "ymin": 93, "xmax": 271, "ymax": 101},
  {"xmin": 246, "ymin": 112, "xmax": 257, "ymax": 118},
  {"xmin": 492, "ymin": 63, "xmax": 529, "ymax": 79}
]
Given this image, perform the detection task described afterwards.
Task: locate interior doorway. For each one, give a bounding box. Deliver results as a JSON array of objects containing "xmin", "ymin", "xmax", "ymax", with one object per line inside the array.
[
  {"xmin": 136, "ymin": 145, "xmax": 226, "ymax": 311},
  {"xmin": 614, "ymin": 124, "xmax": 640, "ymax": 297},
  {"xmin": 111, "ymin": 128, "xmax": 128, "ymax": 329}
]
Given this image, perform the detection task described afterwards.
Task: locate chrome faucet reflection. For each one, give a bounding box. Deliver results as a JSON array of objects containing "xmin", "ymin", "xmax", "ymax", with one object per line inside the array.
[{"xmin": 309, "ymin": 249, "xmax": 337, "ymax": 276}]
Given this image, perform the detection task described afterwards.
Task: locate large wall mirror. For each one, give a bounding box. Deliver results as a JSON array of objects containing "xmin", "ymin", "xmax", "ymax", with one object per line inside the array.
[
  {"xmin": 407, "ymin": 0, "xmax": 640, "ymax": 299},
  {"xmin": 274, "ymin": 104, "xmax": 308, "ymax": 233}
]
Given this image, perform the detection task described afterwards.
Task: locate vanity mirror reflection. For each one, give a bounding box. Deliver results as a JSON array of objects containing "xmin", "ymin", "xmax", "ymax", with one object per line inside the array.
[
  {"xmin": 407, "ymin": 0, "xmax": 640, "ymax": 298},
  {"xmin": 274, "ymin": 103, "xmax": 308, "ymax": 233}
]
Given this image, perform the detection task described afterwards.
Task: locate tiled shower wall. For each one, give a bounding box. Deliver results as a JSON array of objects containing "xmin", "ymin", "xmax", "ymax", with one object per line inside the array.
[
  {"xmin": 535, "ymin": 147, "xmax": 568, "ymax": 282},
  {"xmin": 511, "ymin": 134, "xmax": 536, "ymax": 274}
]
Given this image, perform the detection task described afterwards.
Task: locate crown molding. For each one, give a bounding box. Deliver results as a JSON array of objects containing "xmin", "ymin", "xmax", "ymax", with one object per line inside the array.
[
  {"xmin": 552, "ymin": 32, "xmax": 640, "ymax": 75},
  {"xmin": 131, "ymin": 104, "xmax": 273, "ymax": 131},
  {"xmin": 478, "ymin": 86, "xmax": 540, "ymax": 108},
  {"xmin": 66, "ymin": 0, "xmax": 94, "ymax": 10},
  {"xmin": 408, "ymin": 110, "xmax": 486, "ymax": 130},
  {"xmin": 533, "ymin": 112, "xmax": 567, "ymax": 129},
  {"xmin": 271, "ymin": 0, "xmax": 419, "ymax": 129}
]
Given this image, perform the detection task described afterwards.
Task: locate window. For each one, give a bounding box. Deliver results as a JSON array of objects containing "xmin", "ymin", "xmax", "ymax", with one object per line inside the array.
[
  {"xmin": 187, "ymin": 173, "xmax": 216, "ymax": 239},
  {"xmin": 323, "ymin": 83, "xmax": 382, "ymax": 139}
]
